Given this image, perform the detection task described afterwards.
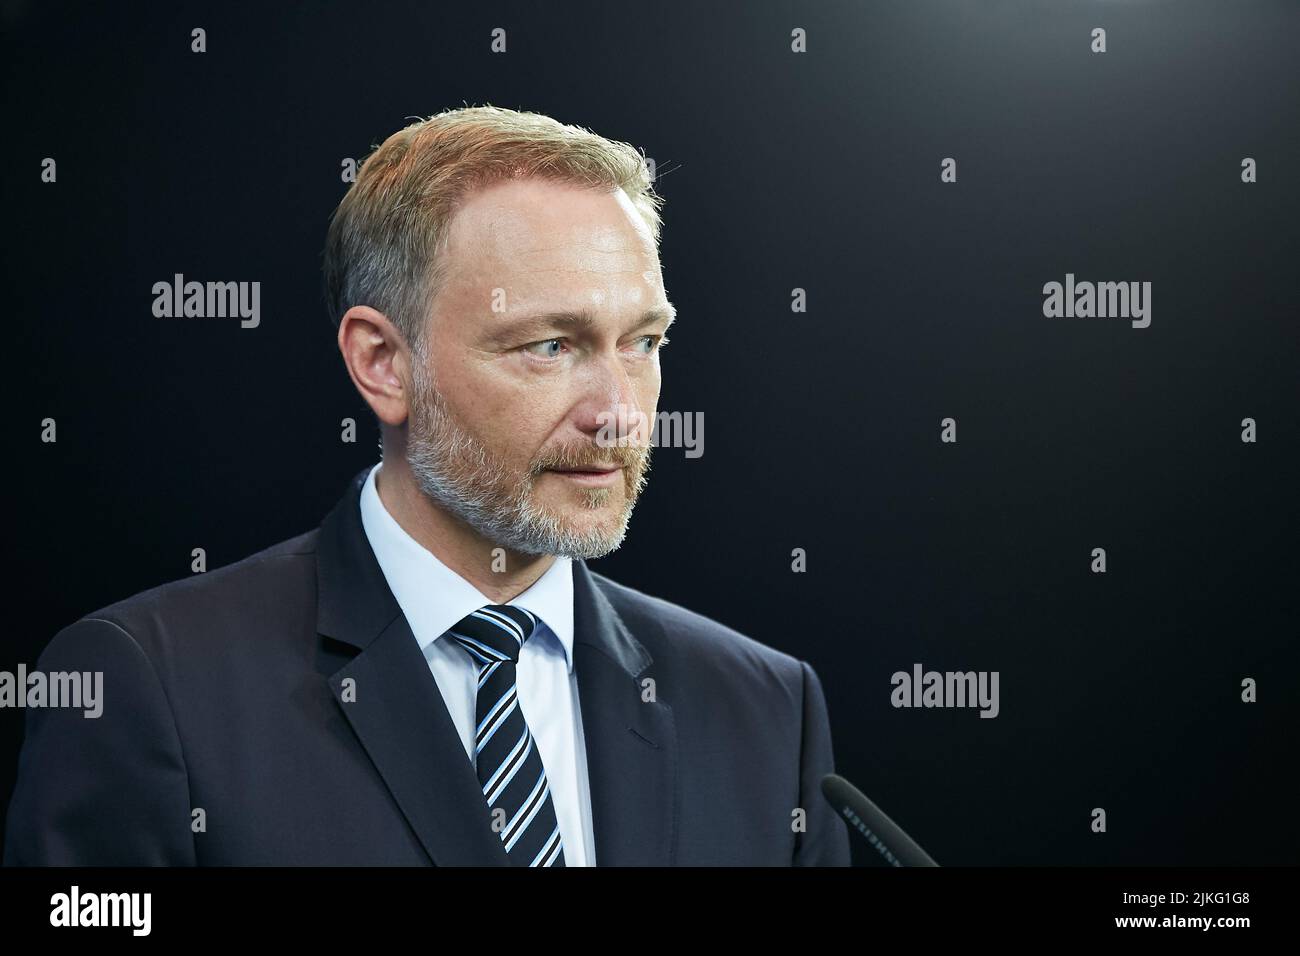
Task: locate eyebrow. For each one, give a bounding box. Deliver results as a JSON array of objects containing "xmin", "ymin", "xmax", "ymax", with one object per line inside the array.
[{"xmin": 493, "ymin": 304, "xmax": 676, "ymax": 343}]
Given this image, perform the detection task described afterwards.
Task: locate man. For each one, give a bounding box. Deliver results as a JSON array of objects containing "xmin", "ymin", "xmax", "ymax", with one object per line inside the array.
[{"xmin": 4, "ymin": 106, "xmax": 850, "ymax": 866}]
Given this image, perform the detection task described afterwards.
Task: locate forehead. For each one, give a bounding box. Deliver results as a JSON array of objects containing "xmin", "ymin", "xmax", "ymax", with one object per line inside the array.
[{"xmin": 437, "ymin": 178, "xmax": 661, "ymax": 302}]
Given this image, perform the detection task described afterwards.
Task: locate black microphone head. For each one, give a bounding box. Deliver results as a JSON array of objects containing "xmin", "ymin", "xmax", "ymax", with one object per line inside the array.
[{"xmin": 821, "ymin": 773, "xmax": 939, "ymax": 867}]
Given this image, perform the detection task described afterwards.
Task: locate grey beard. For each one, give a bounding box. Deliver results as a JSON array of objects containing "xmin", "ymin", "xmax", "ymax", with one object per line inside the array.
[{"xmin": 404, "ymin": 359, "xmax": 640, "ymax": 560}]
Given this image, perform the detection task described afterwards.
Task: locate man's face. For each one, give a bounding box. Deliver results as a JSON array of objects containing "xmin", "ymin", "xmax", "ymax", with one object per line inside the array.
[{"xmin": 405, "ymin": 177, "xmax": 673, "ymax": 560}]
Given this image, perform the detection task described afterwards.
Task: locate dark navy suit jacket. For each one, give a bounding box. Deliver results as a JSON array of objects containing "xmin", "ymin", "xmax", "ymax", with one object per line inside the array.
[{"xmin": 4, "ymin": 469, "xmax": 850, "ymax": 865}]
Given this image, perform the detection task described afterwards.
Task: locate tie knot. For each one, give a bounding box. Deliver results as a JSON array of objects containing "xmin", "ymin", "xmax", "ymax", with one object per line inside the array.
[{"xmin": 446, "ymin": 604, "xmax": 538, "ymax": 665}]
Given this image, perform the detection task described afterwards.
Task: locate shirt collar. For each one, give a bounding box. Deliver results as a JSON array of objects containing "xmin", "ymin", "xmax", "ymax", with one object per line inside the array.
[{"xmin": 357, "ymin": 462, "xmax": 575, "ymax": 673}]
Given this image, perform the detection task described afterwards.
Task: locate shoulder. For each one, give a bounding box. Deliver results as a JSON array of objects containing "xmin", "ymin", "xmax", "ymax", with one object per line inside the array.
[
  {"xmin": 53, "ymin": 528, "xmax": 321, "ymax": 662},
  {"xmin": 589, "ymin": 569, "xmax": 808, "ymax": 690}
]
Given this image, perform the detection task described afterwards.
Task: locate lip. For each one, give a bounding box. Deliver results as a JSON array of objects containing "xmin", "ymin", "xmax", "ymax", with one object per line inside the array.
[{"xmin": 546, "ymin": 466, "xmax": 623, "ymax": 487}]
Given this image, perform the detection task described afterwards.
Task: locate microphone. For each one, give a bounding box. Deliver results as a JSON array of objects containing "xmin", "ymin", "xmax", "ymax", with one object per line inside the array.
[{"xmin": 820, "ymin": 773, "xmax": 939, "ymax": 867}]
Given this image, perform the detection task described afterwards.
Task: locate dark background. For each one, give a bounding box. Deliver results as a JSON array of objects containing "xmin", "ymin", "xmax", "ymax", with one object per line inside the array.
[{"xmin": 2, "ymin": 0, "xmax": 1296, "ymax": 866}]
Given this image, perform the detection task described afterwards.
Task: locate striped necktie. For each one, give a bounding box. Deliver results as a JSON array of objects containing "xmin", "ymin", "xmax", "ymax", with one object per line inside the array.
[{"xmin": 446, "ymin": 604, "xmax": 567, "ymax": 867}]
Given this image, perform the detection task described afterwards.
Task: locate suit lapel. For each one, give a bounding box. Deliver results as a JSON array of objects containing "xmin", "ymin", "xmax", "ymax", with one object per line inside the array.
[
  {"xmin": 317, "ymin": 468, "xmax": 509, "ymax": 866},
  {"xmin": 572, "ymin": 560, "xmax": 678, "ymax": 866},
  {"xmin": 315, "ymin": 466, "xmax": 679, "ymax": 867}
]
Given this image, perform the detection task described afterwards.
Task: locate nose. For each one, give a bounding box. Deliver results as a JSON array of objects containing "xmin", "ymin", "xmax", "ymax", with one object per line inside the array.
[{"xmin": 571, "ymin": 353, "xmax": 650, "ymax": 449}]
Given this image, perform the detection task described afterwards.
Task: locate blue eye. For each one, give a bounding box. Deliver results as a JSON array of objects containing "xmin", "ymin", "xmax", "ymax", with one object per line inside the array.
[{"xmin": 525, "ymin": 339, "xmax": 565, "ymax": 358}]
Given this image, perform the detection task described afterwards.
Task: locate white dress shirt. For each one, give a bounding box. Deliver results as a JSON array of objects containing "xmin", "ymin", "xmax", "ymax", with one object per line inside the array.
[{"xmin": 358, "ymin": 462, "xmax": 596, "ymax": 865}]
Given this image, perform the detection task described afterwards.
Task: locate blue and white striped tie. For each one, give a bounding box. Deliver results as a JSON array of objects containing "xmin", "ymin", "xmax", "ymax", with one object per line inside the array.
[{"xmin": 446, "ymin": 604, "xmax": 567, "ymax": 867}]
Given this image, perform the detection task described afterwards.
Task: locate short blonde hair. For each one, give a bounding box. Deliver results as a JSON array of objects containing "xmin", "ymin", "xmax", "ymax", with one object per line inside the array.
[{"xmin": 322, "ymin": 104, "xmax": 665, "ymax": 349}]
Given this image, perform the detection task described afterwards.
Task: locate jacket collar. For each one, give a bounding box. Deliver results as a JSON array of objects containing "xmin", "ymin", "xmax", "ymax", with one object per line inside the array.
[{"xmin": 316, "ymin": 467, "xmax": 677, "ymax": 865}]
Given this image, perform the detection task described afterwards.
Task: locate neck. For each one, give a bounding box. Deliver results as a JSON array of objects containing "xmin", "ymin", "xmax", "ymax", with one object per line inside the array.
[{"xmin": 374, "ymin": 455, "xmax": 555, "ymax": 604}]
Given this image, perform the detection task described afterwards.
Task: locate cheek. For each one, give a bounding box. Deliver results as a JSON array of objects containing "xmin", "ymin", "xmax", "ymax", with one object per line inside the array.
[
  {"xmin": 638, "ymin": 372, "xmax": 661, "ymax": 415},
  {"xmin": 444, "ymin": 355, "xmax": 582, "ymax": 454},
  {"xmin": 437, "ymin": 360, "xmax": 533, "ymax": 443},
  {"xmin": 465, "ymin": 390, "xmax": 557, "ymax": 456}
]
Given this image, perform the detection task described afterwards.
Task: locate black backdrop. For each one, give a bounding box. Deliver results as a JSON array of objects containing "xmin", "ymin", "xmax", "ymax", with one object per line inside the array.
[{"xmin": 2, "ymin": 0, "xmax": 1297, "ymax": 866}]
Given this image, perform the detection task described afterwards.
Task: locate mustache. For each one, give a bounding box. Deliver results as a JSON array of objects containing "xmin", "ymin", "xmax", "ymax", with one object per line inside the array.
[{"xmin": 532, "ymin": 440, "xmax": 649, "ymax": 474}]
